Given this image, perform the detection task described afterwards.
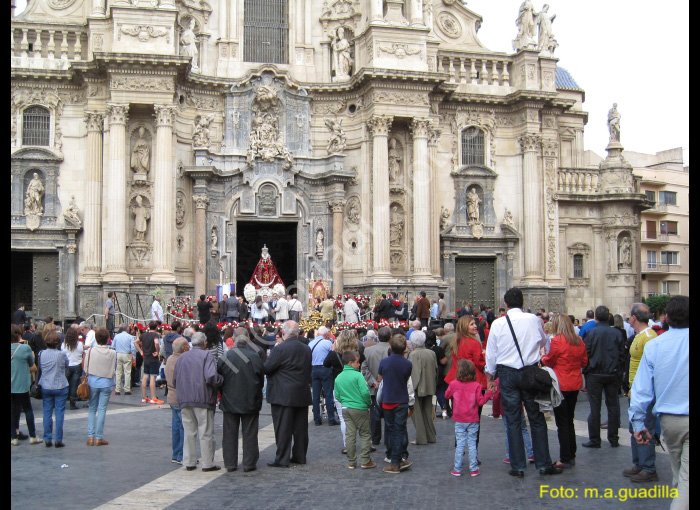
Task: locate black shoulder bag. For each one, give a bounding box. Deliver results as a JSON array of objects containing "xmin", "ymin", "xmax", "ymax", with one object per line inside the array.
[{"xmin": 505, "ymin": 315, "xmax": 551, "ymax": 393}]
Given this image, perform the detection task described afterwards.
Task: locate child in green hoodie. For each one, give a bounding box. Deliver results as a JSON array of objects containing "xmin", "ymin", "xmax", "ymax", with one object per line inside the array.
[{"xmin": 334, "ymin": 350, "xmax": 376, "ymax": 469}]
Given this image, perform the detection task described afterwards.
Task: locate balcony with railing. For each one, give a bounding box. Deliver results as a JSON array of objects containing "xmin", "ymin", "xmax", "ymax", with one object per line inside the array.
[
  {"xmin": 11, "ymin": 23, "xmax": 88, "ymax": 70},
  {"xmin": 643, "ymin": 202, "xmax": 668, "ymax": 215},
  {"xmin": 435, "ymin": 51, "xmax": 514, "ymax": 93},
  {"xmin": 557, "ymin": 168, "xmax": 600, "ymax": 194},
  {"xmin": 641, "ymin": 231, "xmax": 669, "ymax": 243},
  {"xmin": 642, "ymin": 263, "xmax": 671, "ymax": 273}
]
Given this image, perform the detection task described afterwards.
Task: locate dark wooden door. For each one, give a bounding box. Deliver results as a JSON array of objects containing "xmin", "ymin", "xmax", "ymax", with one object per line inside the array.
[
  {"xmin": 33, "ymin": 252, "xmax": 59, "ymax": 321},
  {"xmin": 455, "ymin": 258, "xmax": 495, "ymax": 310}
]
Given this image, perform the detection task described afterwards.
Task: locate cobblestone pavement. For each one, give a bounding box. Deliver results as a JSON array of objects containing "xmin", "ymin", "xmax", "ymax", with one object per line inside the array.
[{"xmin": 11, "ymin": 387, "xmax": 674, "ymax": 510}]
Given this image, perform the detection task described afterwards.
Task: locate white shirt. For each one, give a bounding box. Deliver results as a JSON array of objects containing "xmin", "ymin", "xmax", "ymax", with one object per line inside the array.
[
  {"xmin": 344, "ymin": 299, "xmax": 360, "ymax": 322},
  {"xmin": 274, "ymin": 297, "xmax": 289, "ymax": 321},
  {"xmin": 288, "ymin": 299, "xmax": 303, "ymax": 313},
  {"xmin": 83, "ymin": 329, "xmax": 96, "ymax": 349},
  {"xmin": 151, "ymin": 300, "xmax": 163, "ymax": 321},
  {"xmin": 61, "ymin": 340, "xmax": 84, "ymax": 366},
  {"xmin": 623, "ymin": 320, "xmax": 635, "ymax": 340},
  {"xmin": 485, "ymin": 308, "xmax": 547, "ymax": 375}
]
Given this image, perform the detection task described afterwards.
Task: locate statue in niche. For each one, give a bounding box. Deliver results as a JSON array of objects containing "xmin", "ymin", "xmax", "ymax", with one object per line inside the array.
[
  {"xmin": 193, "ymin": 114, "xmax": 214, "ymax": 147},
  {"xmin": 388, "ymin": 138, "xmax": 402, "ymax": 184},
  {"xmin": 247, "ymin": 83, "xmax": 294, "ymax": 169},
  {"xmin": 608, "ymin": 103, "xmax": 621, "ymax": 143},
  {"xmin": 316, "ymin": 230, "xmax": 324, "ymax": 258},
  {"xmin": 130, "ymin": 127, "xmax": 150, "ymax": 177},
  {"xmin": 347, "ymin": 198, "xmax": 360, "ymax": 224},
  {"xmin": 466, "ymin": 188, "xmax": 481, "ymax": 224},
  {"xmin": 325, "ymin": 118, "xmax": 347, "ymax": 154},
  {"xmin": 63, "ymin": 194, "xmax": 82, "ymax": 227},
  {"xmin": 513, "ymin": 0, "xmax": 536, "ymax": 51},
  {"xmin": 175, "ymin": 193, "xmax": 185, "ymax": 227},
  {"xmin": 180, "ymin": 18, "xmax": 199, "ymax": 71},
  {"xmin": 536, "ymin": 4, "xmax": 557, "ymax": 55},
  {"xmin": 389, "ymin": 205, "xmax": 404, "ymax": 247},
  {"xmin": 131, "ymin": 195, "xmax": 150, "ymax": 242},
  {"xmin": 211, "ymin": 227, "xmax": 218, "ymax": 251},
  {"xmin": 330, "ymin": 26, "xmax": 353, "ymax": 81},
  {"xmin": 24, "ymin": 172, "xmax": 45, "ymax": 217},
  {"xmin": 618, "ymin": 236, "xmax": 632, "ymax": 268},
  {"xmin": 440, "ymin": 206, "xmax": 452, "ymax": 231}
]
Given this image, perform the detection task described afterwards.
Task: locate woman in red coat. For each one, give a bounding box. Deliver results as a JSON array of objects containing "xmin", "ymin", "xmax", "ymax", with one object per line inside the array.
[{"xmin": 541, "ymin": 314, "xmax": 588, "ymax": 469}]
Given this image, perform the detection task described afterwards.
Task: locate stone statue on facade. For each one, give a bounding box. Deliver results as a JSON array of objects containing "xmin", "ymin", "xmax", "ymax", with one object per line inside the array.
[
  {"xmin": 325, "ymin": 118, "xmax": 347, "ymax": 154},
  {"xmin": 440, "ymin": 206, "xmax": 452, "ymax": 231},
  {"xmin": 24, "ymin": 172, "xmax": 45, "ymax": 217},
  {"xmin": 513, "ymin": 0, "xmax": 537, "ymax": 51},
  {"xmin": 388, "ymin": 138, "xmax": 402, "ymax": 184},
  {"xmin": 618, "ymin": 236, "xmax": 632, "ymax": 268},
  {"xmin": 316, "ymin": 230, "xmax": 324, "ymax": 258},
  {"xmin": 193, "ymin": 113, "xmax": 214, "ymax": 147},
  {"xmin": 502, "ymin": 208, "xmax": 515, "ymax": 228},
  {"xmin": 466, "ymin": 188, "xmax": 481, "ymax": 224},
  {"xmin": 247, "ymin": 83, "xmax": 294, "ymax": 169},
  {"xmin": 130, "ymin": 127, "xmax": 151, "ymax": 177},
  {"xmin": 330, "ymin": 26, "xmax": 353, "ymax": 81},
  {"xmin": 131, "ymin": 195, "xmax": 150, "ymax": 242},
  {"xmin": 63, "ymin": 194, "xmax": 82, "ymax": 227},
  {"xmin": 175, "ymin": 193, "xmax": 185, "ymax": 227},
  {"xmin": 389, "ymin": 205, "xmax": 404, "ymax": 247},
  {"xmin": 608, "ymin": 103, "xmax": 621, "ymax": 143},
  {"xmin": 536, "ymin": 4, "xmax": 557, "ymax": 55},
  {"xmin": 211, "ymin": 227, "xmax": 218, "ymax": 251},
  {"xmin": 180, "ymin": 18, "xmax": 199, "ymax": 71}
]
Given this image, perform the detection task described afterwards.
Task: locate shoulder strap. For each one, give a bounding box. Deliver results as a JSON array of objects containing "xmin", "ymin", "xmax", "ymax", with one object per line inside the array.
[
  {"xmin": 310, "ymin": 339, "xmax": 320, "ymax": 355},
  {"xmin": 11, "ymin": 344, "xmax": 21, "ymax": 360},
  {"xmin": 85, "ymin": 348, "xmax": 92, "ymax": 376},
  {"xmin": 505, "ymin": 315, "xmax": 526, "ymax": 368}
]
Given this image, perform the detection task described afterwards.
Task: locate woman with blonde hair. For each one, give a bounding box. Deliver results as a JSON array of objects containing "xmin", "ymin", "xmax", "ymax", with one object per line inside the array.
[{"xmin": 541, "ymin": 313, "xmax": 588, "ymax": 469}]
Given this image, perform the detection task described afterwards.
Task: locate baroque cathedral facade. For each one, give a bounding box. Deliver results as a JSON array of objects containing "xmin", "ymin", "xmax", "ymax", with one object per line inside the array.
[{"xmin": 11, "ymin": 0, "xmax": 649, "ymax": 322}]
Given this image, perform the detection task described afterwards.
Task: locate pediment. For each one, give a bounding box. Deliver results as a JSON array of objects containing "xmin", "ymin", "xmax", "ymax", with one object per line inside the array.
[
  {"xmin": 11, "ymin": 147, "xmax": 63, "ymax": 162},
  {"xmin": 451, "ymin": 165, "xmax": 497, "ymax": 178},
  {"xmin": 431, "ymin": 2, "xmax": 488, "ymax": 52}
]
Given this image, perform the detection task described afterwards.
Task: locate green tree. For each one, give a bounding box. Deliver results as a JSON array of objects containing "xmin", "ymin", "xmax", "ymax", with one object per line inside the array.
[{"xmin": 642, "ymin": 294, "xmax": 670, "ymax": 315}]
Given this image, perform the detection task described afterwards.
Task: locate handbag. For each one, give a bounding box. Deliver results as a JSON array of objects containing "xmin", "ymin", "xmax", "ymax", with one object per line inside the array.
[
  {"xmin": 505, "ymin": 315, "xmax": 552, "ymax": 393},
  {"xmin": 77, "ymin": 349, "xmax": 91, "ymax": 400},
  {"xmin": 30, "ymin": 351, "xmax": 42, "ymax": 399}
]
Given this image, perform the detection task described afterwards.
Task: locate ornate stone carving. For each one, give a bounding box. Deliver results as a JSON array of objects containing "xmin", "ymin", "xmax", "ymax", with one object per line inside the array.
[
  {"xmin": 107, "ymin": 104, "xmax": 129, "ymax": 125},
  {"xmin": 175, "ymin": 191, "xmax": 186, "ymax": 228},
  {"xmin": 311, "ymin": 100, "xmax": 346, "ymax": 116},
  {"xmin": 466, "ymin": 187, "xmax": 481, "ymax": 224},
  {"xmin": 84, "ymin": 112, "xmax": 105, "ymax": 132},
  {"xmin": 471, "ymin": 223, "xmax": 484, "ymax": 239},
  {"xmin": 410, "ymin": 118, "xmax": 432, "ymax": 139},
  {"xmin": 66, "ymin": 243, "xmax": 77, "ymax": 254},
  {"xmin": 451, "ymin": 109, "xmax": 496, "ymax": 139},
  {"xmin": 258, "ymin": 184, "xmax": 277, "ymax": 216},
  {"xmin": 193, "ymin": 113, "xmax": 214, "ymax": 147},
  {"xmin": 118, "ymin": 24, "xmax": 170, "ymax": 43},
  {"xmin": 607, "ymin": 103, "xmax": 621, "ymax": 143},
  {"xmin": 440, "ymin": 206, "xmax": 453, "ymax": 231},
  {"xmin": 24, "ymin": 172, "xmax": 44, "ymax": 230},
  {"xmin": 345, "ymin": 196, "xmax": 360, "ymax": 227},
  {"xmin": 12, "ymin": 87, "xmax": 64, "ymax": 152},
  {"xmin": 320, "ymin": 0, "xmax": 362, "ymax": 33},
  {"xmin": 179, "ymin": 18, "xmax": 199, "ymax": 71},
  {"xmin": 366, "ymin": 91, "xmax": 429, "ymax": 107},
  {"xmin": 390, "ymin": 250, "xmax": 404, "ymax": 270},
  {"xmin": 246, "ymin": 82, "xmax": 293, "ymax": 169},
  {"xmin": 428, "ymin": 128, "xmax": 441, "ymax": 147},
  {"xmin": 324, "ymin": 118, "xmax": 347, "ymax": 154},
  {"xmin": 518, "ymin": 133, "xmax": 542, "ymax": 153},
  {"xmin": 366, "ymin": 116, "xmax": 392, "ymax": 136},
  {"xmin": 389, "ymin": 204, "xmax": 404, "ymax": 247},
  {"xmin": 63, "ymin": 195, "xmax": 82, "ymax": 227},
  {"xmin": 193, "ymin": 194, "xmax": 209, "ymax": 209},
  {"xmin": 176, "ymin": 234, "xmax": 184, "ymax": 252},
  {"xmin": 211, "ymin": 226, "xmax": 218, "ymax": 253},
  {"xmin": 328, "ymin": 199, "xmax": 346, "ymax": 213},
  {"xmin": 130, "ymin": 127, "xmax": 151, "ymax": 177},
  {"xmin": 513, "ymin": 0, "xmax": 537, "ymax": 51},
  {"xmin": 388, "ymin": 138, "xmax": 402, "ymax": 184},
  {"xmin": 378, "ymin": 43, "xmax": 422, "ymax": 59},
  {"xmin": 618, "ymin": 235, "xmax": 632, "ymax": 269},
  {"xmin": 154, "ymin": 105, "xmax": 175, "ymax": 126},
  {"xmin": 316, "ymin": 230, "xmax": 325, "ymax": 259},
  {"xmin": 437, "ymin": 11, "xmax": 462, "ymax": 38},
  {"xmin": 535, "ymin": 4, "xmax": 558, "ymax": 55},
  {"xmin": 502, "ymin": 208, "xmax": 514, "ymax": 228},
  {"xmin": 111, "ymin": 76, "xmax": 174, "ymax": 92},
  {"xmin": 330, "ymin": 26, "xmax": 354, "ymax": 81},
  {"xmin": 130, "ymin": 194, "xmax": 150, "ymax": 242},
  {"xmin": 49, "ymin": 0, "xmax": 77, "ymax": 8}
]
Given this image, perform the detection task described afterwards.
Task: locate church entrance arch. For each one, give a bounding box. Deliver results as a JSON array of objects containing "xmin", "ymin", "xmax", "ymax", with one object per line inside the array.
[{"xmin": 236, "ymin": 220, "xmax": 298, "ymax": 296}]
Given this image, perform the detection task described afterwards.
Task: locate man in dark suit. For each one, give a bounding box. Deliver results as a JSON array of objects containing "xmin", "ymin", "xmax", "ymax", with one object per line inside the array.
[
  {"xmin": 13, "ymin": 304, "xmax": 27, "ymax": 325},
  {"xmin": 416, "ymin": 291, "xmax": 431, "ymax": 329},
  {"xmin": 375, "ymin": 295, "xmax": 391, "ymax": 321},
  {"xmin": 264, "ymin": 320, "xmax": 312, "ymax": 467}
]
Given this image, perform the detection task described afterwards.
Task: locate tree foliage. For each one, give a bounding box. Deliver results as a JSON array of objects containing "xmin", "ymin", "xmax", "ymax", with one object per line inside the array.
[{"xmin": 642, "ymin": 294, "xmax": 670, "ymax": 314}]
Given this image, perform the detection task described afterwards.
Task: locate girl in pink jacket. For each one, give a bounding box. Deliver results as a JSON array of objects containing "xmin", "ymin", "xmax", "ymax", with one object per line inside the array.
[{"xmin": 445, "ymin": 359, "xmax": 493, "ymax": 477}]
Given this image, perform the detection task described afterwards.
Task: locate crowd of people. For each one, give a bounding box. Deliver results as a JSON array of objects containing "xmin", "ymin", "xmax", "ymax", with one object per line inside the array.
[{"xmin": 11, "ymin": 290, "xmax": 688, "ymax": 509}]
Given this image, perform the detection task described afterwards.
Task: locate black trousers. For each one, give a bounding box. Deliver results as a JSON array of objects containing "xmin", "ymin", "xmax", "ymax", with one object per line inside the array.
[
  {"xmin": 553, "ymin": 390, "xmax": 579, "ymax": 462},
  {"xmin": 370, "ymin": 395, "xmax": 382, "ymax": 445},
  {"xmin": 586, "ymin": 373, "xmax": 620, "ymax": 445},
  {"xmin": 270, "ymin": 404, "xmax": 309, "ymax": 466},
  {"xmin": 222, "ymin": 412, "xmax": 260, "ymax": 470}
]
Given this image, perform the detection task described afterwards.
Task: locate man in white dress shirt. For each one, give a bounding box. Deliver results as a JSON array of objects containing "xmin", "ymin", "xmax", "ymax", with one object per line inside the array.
[
  {"xmin": 151, "ymin": 296, "xmax": 164, "ymax": 324},
  {"xmin": 485, "ymin": 287, "xmax": 561, "ymax": 477}
]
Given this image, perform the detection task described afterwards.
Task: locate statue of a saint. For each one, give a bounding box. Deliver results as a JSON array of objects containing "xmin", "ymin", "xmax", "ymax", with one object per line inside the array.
[
  {"xmin": 389, "ymin": 205, "xmax": 404, "ymax": 247},
  {"xmin": 325, "ymin": 118, "xmax": 347, "ymax": 154},
  {"xmin": 330, "ymin": 26, "xmax": 353, "ymax": 81},
  {"xmin": 440, "ymin": 206, "xmax": 452, "ymax": 230},
  {"xmin": 608, "ymin": 103, "xmax": 621, "ymax": 143},
  {"xmin": 180, "ymin": 18, "xmax": 199, "ymax": 71},
  {"xmin": 466, "ymin": 188, "xmax": 481, "ymax": 224},
  {"xmin": 24, "ymin": 172, "xmax": 45, "ymax": 217},
  {"xmin": 536, "ymin": 4, "xmax": 557, "ymax": 54},
  {"xmin": 316, "ymin": 230, "xmax": 324, "ymax": 253},
  {"xmin": 211, "ymin": 227, "xmax": 218, "ymax": 251},
  {"xmin": 131, "ymin": 195, "xmax": 150, "ymax": 241},
  {"xmin": 130, "ymin": 127, "xmax": 150, "ymax": 176},
  {"xmin": 347, "ymin": 199, "xmax": 360, "ymax": 224},
  {"xmin": 502, "ymin": 208, "xmax": 515, "ymax": 228},
  {"xmin": 193, "ymin": 114, "xmax": 214, "ymax": 147},
  {"xmin": 619, "ymin": 236, "xmax": 632, "ymax": 268},
  {"xmin": 388, "ymin": 138, "xmax": 402, "ymax": 183},
  {"xmin": 513, "ymin": 0, "xmax": 536, "ymax": 50},
  {"xmin": 63, "ymin": 194, "xmax": 82, "ymax": 227},
  {"xmin": 175, "ymin": 194, "xmax": 185, "ymax": 227}
]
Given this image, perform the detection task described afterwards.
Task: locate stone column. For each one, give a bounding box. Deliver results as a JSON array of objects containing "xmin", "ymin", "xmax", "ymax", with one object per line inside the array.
[
  {"xmin": 103, "ymin": 103, "xmax": 129, "ymax": 281},
  {"xmin": 151, "ymin": 105, "xmax": 177, "ymax": 282},
  {"xmin": 329, "ymin": 199, "xmax": 346, "ymax": 295},
  {"xmin": 370, "ymin": 0, "xmax": 384, "ymax": 23},
  {"xmin": 65, "ymin": 236, "xmax": 78, "ymax": 317},
  {"xmin": 82, "ymin": 111, "xmax": 104, "ymax": 281},
  {"xmin": 91, "ymin": 0, "xmax": 105, "ymax": 16},
  {"xmin": 410, "ymin": 0, "xmax": 424, "ymax": 25},
  {"xmin": 367, "ymin": 115, "xmax": 392, "ymax": 277},
  {"xmin": 193, "ymin": 194, "xmax": 209, "ymax": 297},
  {"xmin": 428, "ymin": 128, "xmax": 441, "ymax": 275},
  {"xmin": 411, "ymin": 118, "xmax": 432, "ymax": 276},
  {"xmin": 519, "ymin": 133, "xmax": 543, "ymax": 281}
]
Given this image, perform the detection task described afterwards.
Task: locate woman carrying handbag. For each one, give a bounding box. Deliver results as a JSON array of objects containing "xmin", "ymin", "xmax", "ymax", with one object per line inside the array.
[{"xmin": 84, "ymin": 328, "xmax": 116, "ymax": 446}]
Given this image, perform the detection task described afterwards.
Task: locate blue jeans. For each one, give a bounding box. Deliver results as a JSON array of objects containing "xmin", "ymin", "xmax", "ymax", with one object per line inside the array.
[
  {"xmin": 42, "ymin": 387, "xmax": 69, "ymax": 443},
  {"xmin": 87, "ymin": 386, "xmax": 112, "ymax": 439},
  {"xmin": 311, "ymin": 366, "xmax": 335, "ymax": 424},
  {"xmin": 503, "ymin": 412, "xmax": 533, "ymax": 458},
  {"xmin": 629, "ymin": 398, "xmax": 656, "ymax": 473},
  {"xmin": 383, "ymin": 403, "xmax": 409, "ymax": 465},
  {"xmin": 497, "ymin": 365, "xmax": 552, "ymax": 471},
  {"xmin": 171, "ymin": 405, "xmax": 184, "ymax": 462},
  {"xmin": 454, "ymin": 422, "xmax": 480, "ymax": 472}
]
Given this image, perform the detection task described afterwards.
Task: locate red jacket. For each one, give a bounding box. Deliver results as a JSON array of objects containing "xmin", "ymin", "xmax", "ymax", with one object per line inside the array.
[
  {"xmin": 445, "ymin": 380, "xmax": 493, "ymax": 423},
  {"xmin": 541, "ymin": 334, "xmax": 588, "ymax": 392},
  {"xmin": 444, "ymin": 336, "xmax": 486, "ymax": 389}
]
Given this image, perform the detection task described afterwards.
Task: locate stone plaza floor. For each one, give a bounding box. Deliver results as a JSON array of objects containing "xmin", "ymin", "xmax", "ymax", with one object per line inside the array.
[{"xmin": 11, "ymin": 388, "xmax": 675, "ymax": 509}]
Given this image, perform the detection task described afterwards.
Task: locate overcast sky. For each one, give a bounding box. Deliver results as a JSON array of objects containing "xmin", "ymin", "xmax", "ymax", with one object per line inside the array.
[{"xmin": 14, "ymin": 0, "xmax": 689, "ymax": 163}]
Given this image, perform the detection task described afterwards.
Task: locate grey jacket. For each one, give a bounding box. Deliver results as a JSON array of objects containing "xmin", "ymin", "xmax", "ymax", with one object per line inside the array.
[
  {"xmin": 361, "ymin": 341, "xmax": 390, "ymax": 396},
  {"xmin": 172, "ymin": 347, "xmax": 223, "ymax": 409}
]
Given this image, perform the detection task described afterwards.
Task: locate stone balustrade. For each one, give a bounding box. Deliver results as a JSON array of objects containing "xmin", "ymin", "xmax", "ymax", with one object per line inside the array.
[
  {"xmin": 436, "ymin": 51, "xmax": 512, "ymax": 89},
  {"xmin": 557, "ymin": 168, "xmax": 600, "ymax": 194},
  {"xmin": 11, "ymin": 23, "xmax": 88, "ymax": 69}
]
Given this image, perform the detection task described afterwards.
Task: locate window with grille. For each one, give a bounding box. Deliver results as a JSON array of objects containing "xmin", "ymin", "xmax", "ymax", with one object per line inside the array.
[
  {"xmin": 573, "ymin": 254, "xmax": 583, "ymax": 278},
  {"xmin": 244, "ymin": 0, "xmax": 289, "ymax": 64},
  {"xmin": 461, "ymin": 127, "xmax": 484, "ymax": 166},
  {"xmin": 22, "ymin": 106, "xmax": 50, "ymax": 146},
  {"xmin": 659, "ymin": 191, "xmax": 677, "ymax": 206}
]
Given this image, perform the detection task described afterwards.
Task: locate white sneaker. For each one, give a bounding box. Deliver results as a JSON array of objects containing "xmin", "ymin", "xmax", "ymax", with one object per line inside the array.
[
  {"xmin": 442, "ymin": 411, "xmax": 448, "ymax": 419},
  {"xmin": 11, "ymin": 439, "xmax": 19, "ymax": 446},
  {"xmin": 384, "ymin": 457, "xmax": 391, "ymax": 463},
  {"xmin": 29, "ymin": 437, "xmax": 43, "ymax": 445}
]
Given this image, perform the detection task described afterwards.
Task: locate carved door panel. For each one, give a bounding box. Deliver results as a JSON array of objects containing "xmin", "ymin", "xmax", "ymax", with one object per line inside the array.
[
  {"xmin": 455, "ymin": 258, "xmax": 495, "ymax": 310},
  {"xmin": 33, "ymin": 253, "xmax": 59, "ymax": 321}
]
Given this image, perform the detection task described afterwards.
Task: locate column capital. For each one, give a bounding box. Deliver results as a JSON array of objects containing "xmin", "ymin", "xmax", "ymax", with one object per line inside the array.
[
  {"xmin": 410, "ymin": 118, "xmax": 432, "ymax": 139},
  {"xmin": 518, "ymin": 133, "xmax": 542, "ymax": 153},
  {"xmin": 328, "ymin": 198, "xmax": 347, "ymax": 213},
  {"xmin": 193, "ymin": 193, "xmax": 209, "ymax": 210},
  {"xmin": 541, "ymin": 138, "xmax": 559, "ymax": 158},
  {"xmin": 106, "ymin": 103, "xmax": 129, "ymax": 125},
  {"xmin": 84, "ymin": 111, "xmax": 105, "ymax": 132},
  {"xmin": 366, "ymin": 115, "xmax": 393, "ymax": 137},
  {"xmin": 154, "ymin": 104, "xmax": 176, "ymax": 127},
  {"xmin": 428, "ymin": 128, "xmax": 442, "ymax": 147}
]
